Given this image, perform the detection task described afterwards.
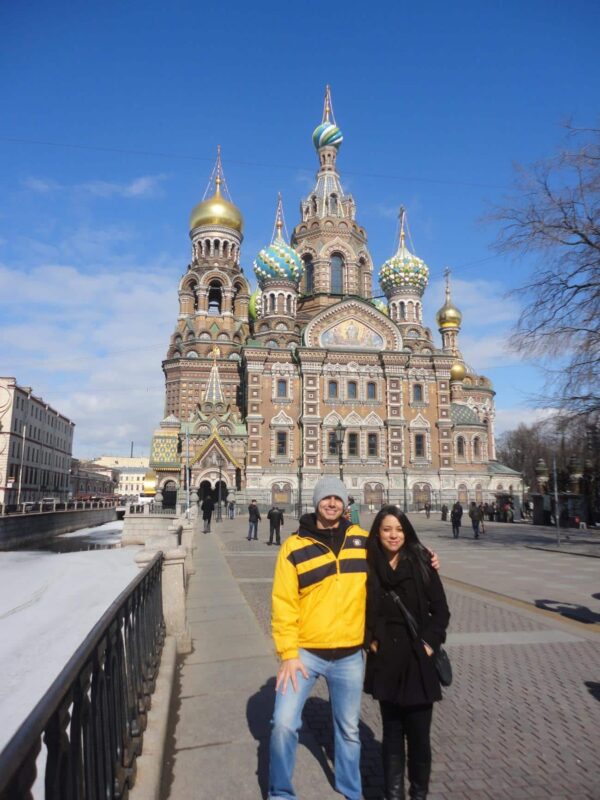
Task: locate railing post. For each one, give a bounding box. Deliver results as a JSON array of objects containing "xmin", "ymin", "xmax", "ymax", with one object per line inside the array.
[{"xmin": 136, "ymin": 549, "xmax": 191, "ymax": 655}]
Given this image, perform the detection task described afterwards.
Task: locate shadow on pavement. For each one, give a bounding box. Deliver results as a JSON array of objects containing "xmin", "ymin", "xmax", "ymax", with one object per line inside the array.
[
  {"xmin": 585, "ymin": 681, "xmax": 600, "ymax": 702},
  {"xmin": 535, "ymin": 598, "xmax": 600, "ymax": 624},
  {"xmin": 246, "ymin": 678, "xmax": 337, "ymax": 798}
]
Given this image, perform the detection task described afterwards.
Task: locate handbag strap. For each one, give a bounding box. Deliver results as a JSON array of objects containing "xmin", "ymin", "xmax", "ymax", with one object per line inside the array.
[{"xmin": 388, "ymin": 590, "xmax": 420, "ymax": 641}]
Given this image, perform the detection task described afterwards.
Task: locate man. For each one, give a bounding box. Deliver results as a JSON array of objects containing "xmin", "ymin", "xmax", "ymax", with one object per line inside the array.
[
  {"xmin": 424, "ymin": 501, "xmax": 431, "ymax": 518},
  {"xmin": 347, "ymin": 495, "xmax": 360, "ymax": 526},
  {"xmin": 468, "ymin": 501, "xmax": 482, "ymax": 538},
  {"xmin": 450, "ymin": 500, "xmax": 463, "ymax": 539},
  {"xmin": 267, "ymin": 504, "xmax": 284, "ymax": 546},
  {"xmin": 269, "ymin": 477, "xmax": 366, "ymax": 800},
  {"xmin": 201, "ymin": 494, "xmax": 214, "ymax": 534},
  {"xmin": 247, "ymin": 499, "xmax": 261, "ymax": 541}
]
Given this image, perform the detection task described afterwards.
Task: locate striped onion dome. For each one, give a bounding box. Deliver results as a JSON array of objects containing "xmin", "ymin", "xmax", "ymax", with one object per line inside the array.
[
  {"xmin": 371, "ymin": 298, "xmax": 389, "ymax": 315},
  {"xmin": 312, "ymin": 121, "xmax": 343, "ymax": 150},
  {"xmin": 253, "ymin": 224, "xmax": 303, "ymax": 287},
  {"xmin": 248, "ymin": 288, "xmax": 261, "ymax": 321}
]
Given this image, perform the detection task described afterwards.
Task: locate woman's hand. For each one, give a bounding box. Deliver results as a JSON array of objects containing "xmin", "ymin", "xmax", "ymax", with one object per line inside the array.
[
  {"xmin": 427, "ymin": 548, "xmax": 440, "ymax": 570},
  {"xmin": 369, "ymin": 640, "xmax": 379, "ymax": 653},
  {"xmin": 423, "ymin": 642, "xmax": 434, "ymax": 656}
]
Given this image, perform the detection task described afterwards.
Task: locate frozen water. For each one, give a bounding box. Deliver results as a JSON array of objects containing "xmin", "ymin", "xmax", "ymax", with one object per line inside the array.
[{"xmin": 0, "ymin": 522, "xmax": 141, "ymax": 754}]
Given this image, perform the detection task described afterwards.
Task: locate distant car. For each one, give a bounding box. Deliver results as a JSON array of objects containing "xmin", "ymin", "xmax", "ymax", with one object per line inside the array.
[{"xmin": 41, "ymin": 497, "xmax": 57, "ymax": 505}]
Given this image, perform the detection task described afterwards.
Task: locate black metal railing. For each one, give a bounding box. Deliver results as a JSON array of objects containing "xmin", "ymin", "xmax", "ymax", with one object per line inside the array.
[{"xmin": 0, "ymin": 552, "xmax": 165, "ymax": 800}]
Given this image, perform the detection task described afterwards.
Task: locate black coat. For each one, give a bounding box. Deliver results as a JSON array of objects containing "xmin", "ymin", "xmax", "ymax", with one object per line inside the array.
[
  {"xmin": 364, "ymin": 549, "xmax": 450, "ymax": 707},
  {"xmin": 201, "ymin": 497, "xmax": 214, "ymax": 520}
]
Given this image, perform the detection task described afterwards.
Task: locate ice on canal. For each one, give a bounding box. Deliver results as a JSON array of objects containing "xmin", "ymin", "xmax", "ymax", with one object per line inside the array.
[{"xmin": 0, "ymin": 521, "xmax": 141, "ymax": 752}]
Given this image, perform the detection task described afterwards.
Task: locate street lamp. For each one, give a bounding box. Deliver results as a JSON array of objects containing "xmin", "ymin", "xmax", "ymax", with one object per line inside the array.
[
  {"xmin": 214, "ymin": 452, "xmax": 225, "ymax": 521},
  {"xmin": 334, "ymin": 421, "xmax": 346, "ymax": 481},
  {"xmin": 402, "ymin": 464, "xmax": 408, "ymax": 512}
]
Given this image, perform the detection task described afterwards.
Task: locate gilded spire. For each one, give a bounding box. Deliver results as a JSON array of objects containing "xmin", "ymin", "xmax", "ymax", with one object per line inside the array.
[
  {"xmin": 399, "ymin": 205, "xmax": 406, "ymax": 251},
  {"xmin": 272, "ymin": 192, "xmax": 287, "ymax": 243},
  {"xmin": 436, "ymin": 267, "xmax": 462, "ymax": 330},
  {"xmin": 203, "ymin": 356, "xmax": 225, "ymax": 405},
  {"xmin": 190, "ymin": 145, "xmax": 244, "ymax": 233},
  {"xmin": 322, "ymin": 85, "xmax": 334, "ymax": 123}
]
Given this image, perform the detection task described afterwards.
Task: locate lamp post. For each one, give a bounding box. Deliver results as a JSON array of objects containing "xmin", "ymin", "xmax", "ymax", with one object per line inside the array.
[
  {"xmin": 402, "ymin": 464, "xmax": 408, "ymax": 512},
  {"xmin": 335, "ymin": 421, "xmax": 346, "ymax": 481},
  {"xmin": 215, "ymin": 453, "xmax": 225, "ymax": 521}
]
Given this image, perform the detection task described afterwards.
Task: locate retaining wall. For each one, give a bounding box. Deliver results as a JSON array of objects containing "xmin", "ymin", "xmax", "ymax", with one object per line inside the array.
[{"xmin": 0, "ymin": 508, "xmax": 117, "ymax": 550}]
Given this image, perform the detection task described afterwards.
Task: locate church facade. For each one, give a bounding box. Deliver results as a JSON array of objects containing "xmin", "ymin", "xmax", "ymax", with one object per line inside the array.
[{"xmin": 149, "ymin": 89, "xmax": 520, "ymax": 510}]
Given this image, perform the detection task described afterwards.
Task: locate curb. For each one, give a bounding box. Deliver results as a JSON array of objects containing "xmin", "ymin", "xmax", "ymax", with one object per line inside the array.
[{"xmin": 129, "ymin": 635, "xmax": 177, "ymax": 800}]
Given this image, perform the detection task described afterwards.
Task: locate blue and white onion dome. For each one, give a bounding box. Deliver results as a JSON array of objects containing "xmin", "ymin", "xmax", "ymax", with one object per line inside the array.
[
  {"xmin": 253, "ymin": 232, "xmax": 304, "ymax": 287},
  {"xmin": 312, "ymin": 121, "xmax": 343, "ymax": 150},
  {"xmin": 379, "ymin": 241, "xmax": 429, "ymax": 297}
]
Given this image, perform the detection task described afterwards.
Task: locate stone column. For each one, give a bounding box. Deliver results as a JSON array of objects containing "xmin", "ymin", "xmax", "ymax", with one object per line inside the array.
[{"xmin": 136, "ymin": 548, "xmax": 191, "ymax": 654}]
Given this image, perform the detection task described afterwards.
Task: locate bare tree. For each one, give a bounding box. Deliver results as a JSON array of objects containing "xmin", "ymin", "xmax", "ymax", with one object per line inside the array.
[{"xmin": 492, "ymin": 126, "xmax": 600, "ymax": 420}]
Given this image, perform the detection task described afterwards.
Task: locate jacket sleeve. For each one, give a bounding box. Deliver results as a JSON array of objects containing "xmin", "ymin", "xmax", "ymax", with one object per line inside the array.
[
  {"xmin": 281, "ymin": 514, "xmax": 285, "ymax": 526},
  {"xmin": 271, "ymin": 546, "xmax": 301, "ymax": 660},
  {"xmin": 421, "ymin": 567, "xmax": 450, "ymax": 652}
]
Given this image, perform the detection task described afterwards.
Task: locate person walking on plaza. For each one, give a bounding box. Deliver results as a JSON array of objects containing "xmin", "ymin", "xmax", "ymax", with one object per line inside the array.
[
  {"xmin": 201, "ymin": 494, "xmax": 215, "ymax": 533},
  {"xmin": 440, "ymin": 503, "xmax": 448, "ymax": 522},
  {"xmin": 364, "ymin": 506, "xmax": 450, "ymax": 800},
  {"xmin": 469, "ymin": 501, "xmax": 482, "ymax": 538},
  {"xmin": 267, "ymin": 504, "xmax": 284, "ymax": 546},
  {"xmin": 450, "ymin": 501, "xmax": 462, "ymax": 539},
  {"xmin": 348, "ymin": 495, "xmax": 361, "ymax": 525},
  {"xmin": 228, "ymin": 497, "xmax": 236, "ymax": 519},
  {"xmin": 424, "ymin": 502, "xmax": 431, "ymax": 519},
  {"xmin": 247, "ymin": 499, "xmax": 261, "ymax": 541}
]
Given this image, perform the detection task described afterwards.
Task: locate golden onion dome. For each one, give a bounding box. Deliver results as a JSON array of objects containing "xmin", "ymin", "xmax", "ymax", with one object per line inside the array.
[
  {"xmin": 142, "ymin": 471, "xmax": 158, "ymax": 496},
  {"xmin": 450, "ymin": 362, "xmax": 466, "ymax": 382},
  {"xmin": 436, "ymin": 271, "xmax": 462, "ymax": 329},
  {"xmin": 189, "ymin": 178, "xmax": 244, "ymax": 234}
]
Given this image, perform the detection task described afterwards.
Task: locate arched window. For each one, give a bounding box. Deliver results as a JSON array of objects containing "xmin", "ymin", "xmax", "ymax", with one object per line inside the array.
[
  {"xmin": 330, "ymin": 253, "xmax": 344, "ymax": 294},
  {"xmin": 473, "ymin": 437, "xmax": 481, "ymax": 458},
  {"xmin": 311, "ymin": 195, "xmax": 318, "ymax": 214},
  {"xmin": 414, "ymin": 434, "xmax": 425, "ymax": 458},
  {"xmin": 270, "ymin": 293, "xmax": 276, "ymax": 312},
  {"xmin": 399, "ymin": 301, "xmax": 406, "ymax": 320},
  {"xmin": 367, "ymin": 382, "xmax": 376, "ymax": 400},
  {"xmin": 208, "ymin": 281, "xmax": 222, "ymax": 314},
  {"xmin": 285, "ymin": 295, "xmax": 292, "ymax": 313},
  {"xmin": 303, "ymin": 255, "xmax": 314, "ymax": 293},
  {"xmin": 413, "ymin": 384, "xmax": 423, "ymax": 402},
  {"xmin": 329, "ymin": 194, "xmax": 338, "ymax": 215},
  {"xmin": 457, "ymin": 436, "xmax": 465, "ymax": 457},
  {"xmin": 328, "ymin": 380, "xmax": 338, "ymax": 399},
  {"xmin": 347, "ymin": 381, "xmax": 357, "ymax": 399}
]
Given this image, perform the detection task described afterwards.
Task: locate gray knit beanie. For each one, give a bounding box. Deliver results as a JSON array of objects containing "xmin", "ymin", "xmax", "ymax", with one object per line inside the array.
[{"xmin": 312, "ymin": 477, "xmax": 349, "ymax": 510}]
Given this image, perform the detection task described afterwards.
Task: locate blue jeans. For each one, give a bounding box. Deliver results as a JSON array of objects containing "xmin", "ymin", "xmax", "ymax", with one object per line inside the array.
[
  {"xmin": 248, "ymin": 520, "xmax": 258, "ymax": 539},
  {"xmin": 268, "ymin": 648, "xmax": 364, "ymax": 800}
]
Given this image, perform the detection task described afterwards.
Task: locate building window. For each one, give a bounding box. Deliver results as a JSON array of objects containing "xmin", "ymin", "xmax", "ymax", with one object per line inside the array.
[
  {"xmin": 304, "ymin": 255, "xmax": 314, "ymax": 293},
  {"xmin": 328, "ymin": 431, "xmax": 337, "ymax": 455},
  {"xmin": 413, "ymin": 384, "xmax": 423, "ymax": 402},
  {"xmin": 328, "ymin": 380, "xmax": 338, "ymax": 399},
  {"xmin": 348, "ymin": 432, "xmax": 359, "ymax": 457},
  {"xmin": 347, "ymin": 381, "xmax": 357, "ymax": 399},
  {"xmin": 457, "ymin": 436, "xmax": 465, "ymax": 457},
  {"xmin": 367, "ymin": 382, "xmax": 376, "ymax": 400},
  {"xmin": 415, "ymin": 434, "xmax": 425, "ymax": 458},
  {"xmin": 399, "ymin": 301, "xmax": 406, "ymax": 320},
  {"xmin": 473, "ymin": 437, "xmax": 481, "ymax": 458},
  {"xmin": 207, "ymin": 280, "xmax": 222, "ymax": 314},
  {"xmin": 276, "ymin": 379, "xmax": 287, "ymax": 398},
  {"xmin": 330, "ymin": 253, "xmax": 344, "ymax": 294},
  {"xmin": 368, "ymin": 433, "xmax": 378, "ymax": 457},
  {"xmin": 276, "ymin": 431, "xmax": 287, "ymax": 456}
]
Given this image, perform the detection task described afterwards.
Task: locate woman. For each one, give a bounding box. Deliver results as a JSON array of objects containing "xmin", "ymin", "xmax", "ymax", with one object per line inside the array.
[{"xmin": 364, "ymin": 506, "xmax": 450, "ymax": 800}]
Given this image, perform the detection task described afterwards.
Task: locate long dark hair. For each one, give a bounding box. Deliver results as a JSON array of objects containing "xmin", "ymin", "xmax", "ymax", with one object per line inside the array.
[{"xmin": 368, "ymin": 505, "xmax": 431, "ymax": 583}]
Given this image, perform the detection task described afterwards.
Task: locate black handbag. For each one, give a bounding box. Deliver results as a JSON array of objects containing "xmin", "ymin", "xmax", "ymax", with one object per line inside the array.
[{"xmin": 389, "ymin": 590, "xmax": 453, "ymax": 687}]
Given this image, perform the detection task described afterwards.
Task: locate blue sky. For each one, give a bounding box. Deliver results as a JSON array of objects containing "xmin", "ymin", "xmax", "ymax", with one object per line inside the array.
[{"xmin": 1, "ymin": 0, "xmax": 599, "ymax": 457}]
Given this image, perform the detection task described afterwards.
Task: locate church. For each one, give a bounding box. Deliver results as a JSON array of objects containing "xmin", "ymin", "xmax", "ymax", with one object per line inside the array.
[{"xmin": 149, "ymin": 88, "xmax": 520, "ymax": 511}]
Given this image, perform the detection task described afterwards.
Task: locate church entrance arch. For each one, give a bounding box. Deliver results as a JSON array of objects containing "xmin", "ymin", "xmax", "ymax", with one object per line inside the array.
[
  {"xmin": 271, "ymin": 482, "xmax": 292, "ymax": 509},
  {"xmin": 364, "ymin": 482, "xmax": 384, "ymax": 508},
  {"xmin": 475, "ymin": 484, "xmax": 483, "ymax": 504},
  {"xmin": 457, "ymin": 484, "xmax": 468, "ymax": 505},
  {"xmin": 413, "ymin": 483, "xmax": 431, "ymax": 511},
  {"xmin": 198, "ymin": 478, "xmax": 229, "ymax": 504},
  {"xmin": 199, "ymin": 479, "xmax": 212, "ymax": 500},
  {"xmin": 162, "ymin": 480, "xmax": 177, "ymax": 510}
]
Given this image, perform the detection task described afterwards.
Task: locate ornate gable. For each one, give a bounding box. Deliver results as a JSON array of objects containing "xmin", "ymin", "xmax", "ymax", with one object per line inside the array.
[{"xmin": 303, "ymin": 298, "xmax": 402, "ymax": 351}]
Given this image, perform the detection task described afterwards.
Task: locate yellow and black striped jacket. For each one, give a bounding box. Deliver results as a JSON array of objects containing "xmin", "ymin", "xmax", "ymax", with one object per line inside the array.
[{"xmin": 272, "ymin": 519, "xmax": 369, "ymax": 660}]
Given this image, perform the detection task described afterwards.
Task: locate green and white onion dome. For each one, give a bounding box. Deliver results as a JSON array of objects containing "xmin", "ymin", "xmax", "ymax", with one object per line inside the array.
[
  {"xmin": 253, "ymin": 235, "xmax": 304, "ymax": 287},
  {"xmin": 312, "ymin": 121, "xmax": 343, "ymax": 150},
  {"xmin": 379, "ymin": 243, "xmax": 429, "ymax": 297},
  {"xmin": 248, "ymin": 288, "xmax": 261, "ymax": 322},
  {"xmin": 371, "ymin": 298, "xmax": 389, "ymax": 315}
]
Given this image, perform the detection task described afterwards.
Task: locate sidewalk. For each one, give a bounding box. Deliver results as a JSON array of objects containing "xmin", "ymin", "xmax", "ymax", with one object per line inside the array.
[{"xmin": 162, "ymin": 512, "xmax": 600, "ymax": 800}]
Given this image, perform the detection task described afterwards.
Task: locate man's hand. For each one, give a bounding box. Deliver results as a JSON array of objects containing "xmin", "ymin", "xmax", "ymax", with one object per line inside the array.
[
  {"xmin": 428, "ymin": 548, "xmax": 440, "ymax": 571},
  {"xmin": 275, "ymin": 658, "xmax": 309, "ymax": 694},
  {"xmin": 423, "ymin": 642, "xmax": 433, "ymax": 656}
]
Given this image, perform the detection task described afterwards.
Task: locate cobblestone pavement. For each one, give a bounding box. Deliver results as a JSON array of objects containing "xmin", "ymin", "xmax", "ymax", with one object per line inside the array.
[{"xmin": 215, "ymin": 513, "xmax": 600, "ymax": 799}]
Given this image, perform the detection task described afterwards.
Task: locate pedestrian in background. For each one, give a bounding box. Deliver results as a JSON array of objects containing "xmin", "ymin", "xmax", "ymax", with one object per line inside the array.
[
  {"xmin": 440, "ymin": 503, "xmax": 448, "ymax": 522},
  {"xmin": 364, "ymin": 506, "xmax": 450, "ymax": 799},
  {"xmin": 469, "ymin": 501, "xmax": 482, "ymax": 538},
  {"xmin": 450, "ymin": 501, "xmax": 462, "ymax": 539},
  {"xmin": 247, "ymin": 499, "xmax": 261, "ymax": 541},
  {"xmin": 348, "ymin": 495, "xmax": 361, "ymax": 525},
  {"xmin": 267, "ymin": 504, "xmax": 284, "ymax": 546},
  {"xmin": 228, "ymin": 498, "xmax": 235, "ymax": 519},
  {"xmin": 424, "ymin": 502, "xmax": 431, "ymax": 519},
  {"xmin": 201, "ymin": 495, "xmax": 215, "ymax": 534}
]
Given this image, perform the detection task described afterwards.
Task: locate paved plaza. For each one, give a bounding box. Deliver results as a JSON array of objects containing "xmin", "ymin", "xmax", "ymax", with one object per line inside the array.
[{"xmin": 161, "ymin": 512, "xmax": 600, "ymax": 800}]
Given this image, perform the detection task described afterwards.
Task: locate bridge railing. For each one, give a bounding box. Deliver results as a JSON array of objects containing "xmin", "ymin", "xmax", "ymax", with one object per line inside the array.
[{"xmin": 0, "ymin": 552, "xmax": 165, "ymax": 800}]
